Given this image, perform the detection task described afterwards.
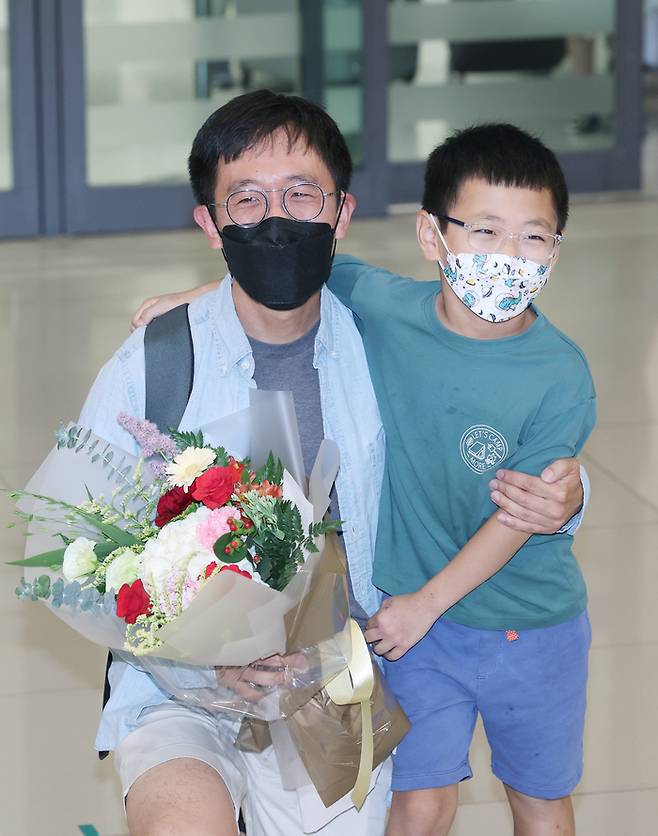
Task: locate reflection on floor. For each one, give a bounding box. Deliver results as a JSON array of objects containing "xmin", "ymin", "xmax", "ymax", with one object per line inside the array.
[{"xmin": 1, "ymin": 197, "xmax": 658, "ymax": 835}]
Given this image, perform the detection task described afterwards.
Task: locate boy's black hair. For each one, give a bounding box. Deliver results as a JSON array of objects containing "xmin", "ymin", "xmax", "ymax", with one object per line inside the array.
[
  {"xmin": 422, "ymin": 123, "xmax": 569, "ymax": 233},
  {"xmin": 189, "ymin": 90, "xmax": 353, "ymax": 211}
]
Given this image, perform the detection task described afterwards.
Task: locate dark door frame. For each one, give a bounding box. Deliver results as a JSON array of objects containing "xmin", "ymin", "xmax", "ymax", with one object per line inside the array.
[{"xmin": 0, "ymin": 0, "xmax": 39, "ymax": 237}]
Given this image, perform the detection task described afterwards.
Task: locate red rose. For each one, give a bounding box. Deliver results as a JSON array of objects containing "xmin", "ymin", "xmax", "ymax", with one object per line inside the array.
[
  {"xmin": 191, "ymin": 466, "xmax": 240, "ymax": 509},
  {"xmin": 155, "ymin": 485, "xmax": 196, "ymax": 527},
  {"xmin": 219, "ymin": 564, "xmax": 252, "ymax": 580},
  {"xmin": 116, "ymin": 579, "xmax": 152, "ymax": 624}
]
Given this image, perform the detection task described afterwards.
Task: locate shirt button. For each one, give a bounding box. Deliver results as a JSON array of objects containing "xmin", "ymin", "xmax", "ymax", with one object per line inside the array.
[{"xmin": 240, "ymin": 360, "xmax": 250, "ymax": 371}]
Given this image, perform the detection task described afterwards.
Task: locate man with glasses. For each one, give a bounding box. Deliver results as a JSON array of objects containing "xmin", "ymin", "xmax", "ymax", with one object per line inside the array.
[
  {"xmin": 81, "ymin": 94, "xmax": 586, "ymax": 835},
  {"xmin": 80, "ymin": 90, "xmax": 389, "ymax": 836}
]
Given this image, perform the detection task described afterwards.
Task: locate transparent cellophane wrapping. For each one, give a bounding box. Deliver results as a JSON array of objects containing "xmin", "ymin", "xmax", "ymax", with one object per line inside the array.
[
  {"xmin": 19, "ymin": 390, "xmax": 352, "ymax": 720},
  {"xmin": 117, "ymin": 532, "xmax": 353, "ymax": 721}
]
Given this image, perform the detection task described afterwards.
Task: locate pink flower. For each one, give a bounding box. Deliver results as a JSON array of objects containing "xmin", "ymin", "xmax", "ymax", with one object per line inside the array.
[
  {"xmin": 158, "ymin": 573, "xmax": 183, "ymax": 618},
  {"xmin": 149, "ymin": 460, "xmax": 168, "ymax": 479},
  {"xmin": 181, "ymin": 575, "xmax": 202, "ymax": 609},
  {"xmin": 196, "ymin": 507, "xmax": 237, "ymax": 551},
  {"xmin": 117, "ymin": 413, "xmax": 178, "ymax": 459}
]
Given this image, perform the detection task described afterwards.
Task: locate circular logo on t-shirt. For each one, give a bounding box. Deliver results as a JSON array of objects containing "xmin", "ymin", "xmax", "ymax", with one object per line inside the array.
[{"xmin": 460, "ymin": 425, "xmax": 509, "ymax": 474}]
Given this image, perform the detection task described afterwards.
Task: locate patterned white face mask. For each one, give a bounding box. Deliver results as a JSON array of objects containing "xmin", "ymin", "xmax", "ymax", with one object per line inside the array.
[{"xmin": 430, "ymin": 215, "xmax": 553, "ymax": 323}]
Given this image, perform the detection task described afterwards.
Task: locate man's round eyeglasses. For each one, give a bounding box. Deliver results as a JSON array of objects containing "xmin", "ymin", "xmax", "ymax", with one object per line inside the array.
[
  {"xmin": 440, "ymin": 215, "xmax": 563, "ymax": 261},
  {"xmin": 210, "ymin": 183, "xmax": 340, "ymax": 228}
]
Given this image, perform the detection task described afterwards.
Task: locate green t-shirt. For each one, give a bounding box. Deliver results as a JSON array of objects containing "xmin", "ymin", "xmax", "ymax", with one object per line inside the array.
[{"xmin": 329, "ymin": 255, "xmax": 596, "ymax": 630}]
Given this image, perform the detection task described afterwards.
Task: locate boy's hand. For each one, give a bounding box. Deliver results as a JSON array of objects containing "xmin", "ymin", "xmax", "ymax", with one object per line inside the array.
[
  {"xmin": 364, "ymin": 592, "xmax": 438, "ymax": 661},
  {"xmin": 489, "ymin": 457, "xmax": 583, "ymax": 534},
  {"xmin": 131, "ymin": 291, "xmax": 189, "ymax": 330},
  {"xmin": 130, "ymin": 282, "xmax": 219, "ymax": 330}
]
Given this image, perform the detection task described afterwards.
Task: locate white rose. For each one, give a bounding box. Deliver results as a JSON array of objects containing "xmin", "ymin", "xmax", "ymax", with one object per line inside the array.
[
  {"xmin": 62, "ymin": 537, "xmax": 98, "ymax": 582},
  {"xmin": 166, "ymin": 447, "xmax": 216, "ymax": 490},
  {"xmin": 105, "ymin": 549, "xmax": 142, "ymax": 593},
  {"xmin": 139, "ymin": 508, "xmax": 216, "ymax": 611},
  {"xmin": 140, "ymin": 539, "xmax": 180, "ymax": 596}
]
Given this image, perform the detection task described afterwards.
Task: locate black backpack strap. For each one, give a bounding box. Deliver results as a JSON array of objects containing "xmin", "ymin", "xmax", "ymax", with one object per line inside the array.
[
  {"xmin": 98, "ymin": 304, "xmax": 194, "ymax": 760},
  {"xmin": 144, "ymin": 304, "xmax": 195, "ymax": 432}
]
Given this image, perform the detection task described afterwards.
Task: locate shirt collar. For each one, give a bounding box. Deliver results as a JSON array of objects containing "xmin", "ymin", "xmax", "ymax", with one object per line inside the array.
[
  {"xmin": 207, "ymin": 275, "xmax": 340, "ymax": 373},
  {"xmin": 208, "ymin": 275, "xmax": 252, "ymax": 375}
]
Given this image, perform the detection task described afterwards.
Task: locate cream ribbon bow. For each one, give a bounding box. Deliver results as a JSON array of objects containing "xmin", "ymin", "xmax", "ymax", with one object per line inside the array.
[{"xmin": 325, "ymin": 618, "xmax": 375, "ymax": 810}]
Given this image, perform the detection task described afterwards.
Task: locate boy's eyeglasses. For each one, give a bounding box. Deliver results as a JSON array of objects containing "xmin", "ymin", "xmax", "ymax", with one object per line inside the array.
[
  {"xmin": 439, "ymin": 215, "xmax": 563, "ymax": 262},
  {"xmin": 210, "ymin": 183, "xmax": 340, "ymax": 228}
]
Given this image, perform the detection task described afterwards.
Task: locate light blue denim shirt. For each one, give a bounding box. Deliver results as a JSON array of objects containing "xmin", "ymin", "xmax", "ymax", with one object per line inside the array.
[{"xmin": 79, "ymin": 278, "xmax": 385, "ymax": 752}]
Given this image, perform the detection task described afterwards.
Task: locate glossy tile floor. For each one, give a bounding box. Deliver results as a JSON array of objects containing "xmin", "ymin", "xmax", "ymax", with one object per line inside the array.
[{"xmin": 1, "ymin": 197, "xmax": 658, "ymax": 835}]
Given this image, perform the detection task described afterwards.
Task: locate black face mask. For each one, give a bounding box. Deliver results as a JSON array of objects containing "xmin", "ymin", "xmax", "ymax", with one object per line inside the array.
[{"xmin": 220, "ymin": 216, "xmax": 337, "ymax": 311}]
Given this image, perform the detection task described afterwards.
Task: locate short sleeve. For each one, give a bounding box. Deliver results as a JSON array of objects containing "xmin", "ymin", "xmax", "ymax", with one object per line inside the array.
[{"xmin": 507, "ymin": 396, "xmax": 596, "ymax": 477}]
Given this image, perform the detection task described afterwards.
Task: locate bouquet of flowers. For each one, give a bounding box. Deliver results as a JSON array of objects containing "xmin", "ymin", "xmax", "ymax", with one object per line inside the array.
[
  {"xmin": 6, "ymin": 392, "xmax": 408, "ymax": 813},
  {"xmin": 8, "ymin": 391, "xmax": 350, "ymax": 690},
  {"xmin": 11, "ymin": 417, "xmax": 337, "ymax": 660}
]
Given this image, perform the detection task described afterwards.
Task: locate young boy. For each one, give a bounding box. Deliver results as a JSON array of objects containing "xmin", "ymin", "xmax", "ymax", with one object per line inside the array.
[
  {"xmin": 132, "ymin": 122, "xmax": 594, "ymax": 835},
  {"xmin": 328, "ymin": 124, "xmax": 595, "ymax": 836}
]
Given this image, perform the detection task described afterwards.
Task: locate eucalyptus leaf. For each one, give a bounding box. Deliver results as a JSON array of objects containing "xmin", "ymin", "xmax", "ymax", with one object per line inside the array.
[{"xmin": 33, "ymin": 575, "xmax": 52, "ymax": 598}]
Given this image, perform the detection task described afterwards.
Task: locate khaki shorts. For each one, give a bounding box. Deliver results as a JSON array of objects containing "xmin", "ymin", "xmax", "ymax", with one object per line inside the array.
[{"xmin": 114, "ymin": 701, "xmax": 390, "ymax": 835}]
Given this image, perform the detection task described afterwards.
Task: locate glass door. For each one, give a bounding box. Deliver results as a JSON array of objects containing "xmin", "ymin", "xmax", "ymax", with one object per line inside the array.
[
  {"xmin": 57, "ymin": 0, "xmax": 386, "ymax": 234},
  {"xmin": 386, "ymin": 0, "xmax": 643, "ymax": 203},
  {"xmin": 0, "ymin": 0, "xmax": 39, "ymax": 237}
]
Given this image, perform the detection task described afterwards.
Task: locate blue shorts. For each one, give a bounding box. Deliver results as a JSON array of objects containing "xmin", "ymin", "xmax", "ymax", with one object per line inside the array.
[{"xmin": 383, "ymin": 610, "xmax": 591, "ymax": 799}]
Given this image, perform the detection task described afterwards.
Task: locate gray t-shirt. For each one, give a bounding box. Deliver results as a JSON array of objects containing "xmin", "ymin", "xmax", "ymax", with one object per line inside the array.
[
  {"xmin": 249, "ymin": 322, "xmax": 324, "ymax": 480},
  {"xmin": 248, "ymin": 322, "xmax": 369, "ymax": 626}
]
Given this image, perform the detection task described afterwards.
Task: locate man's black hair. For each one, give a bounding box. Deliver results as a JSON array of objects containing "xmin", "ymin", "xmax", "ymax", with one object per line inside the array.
[
  {"xmin": 189, "ymin": 89, "xmax": 353, "ymax": 211},
  {"xmin": 422, "ymin": 123, "xmax": 569, "ymax": 233}
]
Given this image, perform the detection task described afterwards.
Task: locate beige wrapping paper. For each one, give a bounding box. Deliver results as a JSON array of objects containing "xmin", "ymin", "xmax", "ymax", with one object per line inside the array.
[
  {"xmin": 288, "ymin": 663, "xmax": 410, "ymax": 808},
  {"xmin": 237, "ymin": 661, "xmax": 409, "ymax": 808}
]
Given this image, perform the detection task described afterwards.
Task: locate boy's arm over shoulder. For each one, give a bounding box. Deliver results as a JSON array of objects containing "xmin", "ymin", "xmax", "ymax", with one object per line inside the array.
[
  {"xmin": 78, "ymin": 328, "xmax": 146, "ymax": 454},
  {"xmin": 328, "ymin": 254, "xmax": 414, "ymax": 319}
]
